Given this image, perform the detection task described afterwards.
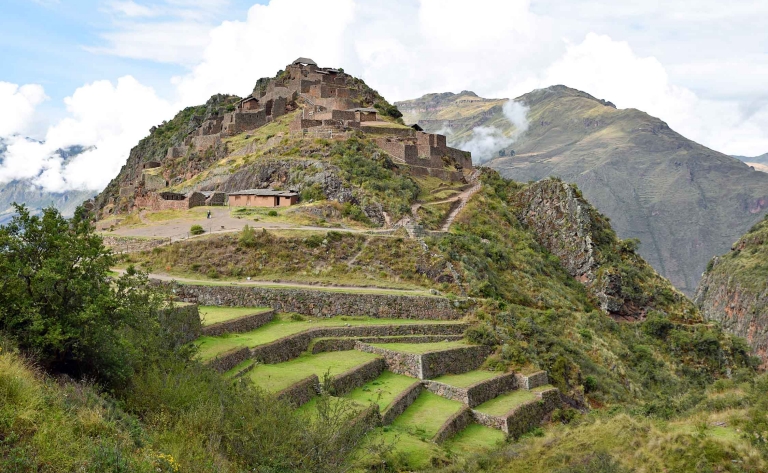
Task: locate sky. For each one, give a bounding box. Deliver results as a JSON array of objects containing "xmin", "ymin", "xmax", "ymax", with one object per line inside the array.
[{"xmin": 1, "ymin": 0, "xmax": 767, "ymax": 192}]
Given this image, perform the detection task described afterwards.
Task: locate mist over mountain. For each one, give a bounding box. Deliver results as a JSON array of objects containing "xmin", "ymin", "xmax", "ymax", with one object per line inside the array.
[
  {"xmin": 397, "ymin": 86, "xmax": 768, "ymax": 296},
  {"xmin": 0, "ymin": 142, "xmax": 96, "ymax": 221}
]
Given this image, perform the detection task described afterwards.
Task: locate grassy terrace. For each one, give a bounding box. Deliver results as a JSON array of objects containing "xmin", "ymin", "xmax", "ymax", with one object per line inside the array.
[
  {"xmin": 443, "ymin": 423, "xmax": 506, "ymax": 452},
  {"xmin": 247, "ymin": 350, "xmax": 381, "ymax": 392},
  {"xmin": 362, "ymin": 391, "xmax": 465, "ymax": 469},
  {"xmin": 196, "ymin": 314, "xmax": 460, "ymax": 360},
  {"xmin": 344, "ymin": 371, "xmax": 417, "ymax": 411},
  {"xmin": 393, "ymin": 391, "xmax": 463, "ymax": 437},
  {"xmin": 199, "ymin": 306, "xmax": 272, "ymax": 326},
  {"xmin": 367, "ymin": 340, "xmax": 473, "ymax": 354},
  {"xmin": 432, "ymin": 369, "xmax": 501, "ymax": 388},
  {"xmin": 474, "ymin": 385, "xmax": 555, "ymax": 416}
]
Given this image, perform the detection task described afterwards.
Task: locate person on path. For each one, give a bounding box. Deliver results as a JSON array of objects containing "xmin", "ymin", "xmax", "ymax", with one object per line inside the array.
[{"xmin": 207, "ymin": 210, "xmax": 211, "ymax": 219}]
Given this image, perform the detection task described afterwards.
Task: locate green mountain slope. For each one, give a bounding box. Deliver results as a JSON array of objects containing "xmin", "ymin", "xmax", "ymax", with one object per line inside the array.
[
  {"xmin": 695, "ymin": 214, "xmax": 768, "ymax": 365},
  {"xmin": 397, "ymin": 86, "xmax": 768, "ymax": 296}
]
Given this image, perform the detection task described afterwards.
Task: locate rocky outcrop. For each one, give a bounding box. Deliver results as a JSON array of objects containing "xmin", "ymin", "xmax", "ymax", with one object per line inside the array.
[
  {"xmin": 695, "ymin": 216, "xmax": 768, "ymax": 365},
  {"xmin": 514, "ymin": 178, "xmax": 692, "ymax": 320}
]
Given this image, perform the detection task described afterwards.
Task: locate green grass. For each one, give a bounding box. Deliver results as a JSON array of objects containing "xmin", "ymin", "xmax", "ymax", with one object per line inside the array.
[
  {"xmin": 367, "ymin": 340, "xmax": 472, "ymax": 354},
  {"xmin": 344, "ymin": 371, "xmax": 417, "ymax": 411},
  {"xmin": 196, "ymin": 315, "xmax": 459, "ymax": 360},
  {"xmin": 199, "ymin": 306, "xmax": 271, "ymax": 326},
  {"xmin": 391, "ymin": 391, "xmax": 463, "ymax": 437},
  {"xmin": 443, "ymin": 423, "xmax": 506, "ymax": 452},
  {"xmin": 473, "ymin": 389, "xmax": 538, "ymax": 416},
  {"xmin": 247, "ymin": 350, "xmax": 381, "ymax": 392},
  {"xmin": 432, "ymin": 370, "xmax": 501, "ymax": 388}
]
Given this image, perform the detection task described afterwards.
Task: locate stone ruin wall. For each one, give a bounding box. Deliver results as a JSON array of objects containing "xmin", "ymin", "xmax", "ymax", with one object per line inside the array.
[
  {"xmin": 276, "ymin": 375, "xmax": 320, "ymax": 407},
  {"xmin": 134, "ymin": 193, "xmax": 190, "ymax": 211},
  {"xmin": 433, "ymin": 407, "xmax": 474, "ymax": 444},
  {"xmin": 424, "ymin": 371, "xmax": 518, "ymax": 408},
  {"xmin": 245, "ymin": 323, "xmax": 467, "ymax": 369},
  {"xmin": 170, "ymin": 283, "xmax": 465, "ymax": 320},
  {"xmin": 311, "ymin": 334, "xmax": 464, "ymax": 354},
  {"xmin": 381, "ymin": 382, "xmax": 423, "ymax": 425},
  {"xmin": 420, "ymin": 345, "xmax": 493, "ymax": 379},
  {"xmin": 208, "ymin": 347, "xmax": 251, "ymax": 373},
  {"xmin": 201, "ymin": 310, "xmax": 276, "ymax": 337},
  {"xmin": 329, "ymin": 358, "xmax": 386, "ymax": 396}
]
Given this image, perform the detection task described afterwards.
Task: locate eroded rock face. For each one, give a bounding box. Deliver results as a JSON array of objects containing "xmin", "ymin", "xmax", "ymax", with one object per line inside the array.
[
  {"xmin": 695, "ymin": 219, "xmax": 768, "ymax": 365},
  {"xmin": 514, "ymin": 179, "xmax": 680, "ymax": 320}
]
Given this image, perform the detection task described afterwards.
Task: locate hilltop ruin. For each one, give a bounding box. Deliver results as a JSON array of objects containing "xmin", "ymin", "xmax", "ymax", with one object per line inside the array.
[{"xmin": 103, "ymin": 58, "xmax": 472, "ymax": 216}]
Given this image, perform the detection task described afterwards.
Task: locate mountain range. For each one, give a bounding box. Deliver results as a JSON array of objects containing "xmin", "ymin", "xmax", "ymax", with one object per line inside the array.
[{"xmin": 396, "ymin": 87, "xmax": 768, "ymax": 296}]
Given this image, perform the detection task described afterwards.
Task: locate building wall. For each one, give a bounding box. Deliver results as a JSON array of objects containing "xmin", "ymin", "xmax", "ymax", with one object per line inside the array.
[
  {"xmin": 187, "ymin": 192, "xmax": 207, "ymax": 208},
  {"xmin": 228, "ymin": 194, "xmax": 277, "ymax": 207},
  {"xmin": 134, "ymin": 193, "xmax": 190, "ymax": 211}
]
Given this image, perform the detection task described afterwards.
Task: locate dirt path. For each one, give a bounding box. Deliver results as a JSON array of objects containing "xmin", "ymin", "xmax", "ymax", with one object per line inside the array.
[
  {"xmin": 439, "ymin": 178, "xmax": 482, "ymax": 232},
  {"xmin": 112, "ymin": 268, "xmax": 431, "ymax": 295}
]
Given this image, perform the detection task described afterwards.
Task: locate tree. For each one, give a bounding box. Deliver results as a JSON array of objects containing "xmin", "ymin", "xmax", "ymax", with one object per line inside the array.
[{"xmin": 0, "ymin": 204, "xmax": 169, "ymax": 388}]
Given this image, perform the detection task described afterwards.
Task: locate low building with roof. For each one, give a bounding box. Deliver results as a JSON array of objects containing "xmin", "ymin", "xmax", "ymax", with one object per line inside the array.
[{"xmin": 228, "ymin": 189, "xmax": 299, "ymax": 207}]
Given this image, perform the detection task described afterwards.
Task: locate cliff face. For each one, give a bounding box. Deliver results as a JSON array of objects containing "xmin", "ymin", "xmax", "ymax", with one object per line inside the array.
[
  {"xmin": 695, "ymin": 215, "xmax": 768, "ymax": 364},
  {"xmin": 514, "ymin": 178, "xmax": 696, "ymax": 321}
]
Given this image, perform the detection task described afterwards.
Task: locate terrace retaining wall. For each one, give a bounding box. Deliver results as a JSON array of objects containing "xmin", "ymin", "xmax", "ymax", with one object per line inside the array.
[
  {"xmin": 311, "ymin": 334, "xmax": 464, "ymax": 354},
  {"xmin": 208, "ymin": 347, "xmax": 251, "ymax": 373},
  {"xmin": 202, "ymin": 310, "xmax": 276, "ymax": 337},
  {"xmin": 425, "ymin": 372, "xmax": 518, "ymax": 408},
  {"xmin": 433, "ymin": 407, "xmax": 474, "ymax": 444},
  {"xmin": 381, "ymin": 382, "xmax": 423, "ymax": 425},
  {"xmin": 472, "ymin": 387, "xmax": 560, "ymax": 437},
  {"xmin": 168, "ymin": 283, "xmax": 464, "ymax": 320},
  {"xmin": 420, "ymin": 346, "xmax": 494, "ymax": 379},
  {"xmin": 276, "ymin": 375, "xmax": 320, "ymax": 407},
  {"xmin": 355, "ymin": 343, "xmax": 493, "ymax": 379},
  {"xmin": 516, "ymin": 371, "xmax": 549, "ymax": 390},
  {"xmin": 329, "ymin": 358, "xmax": 386, "ymax": 396},
  {"xmin": 250, "ymin": 323, "xmax": 467, "ymax": 365}
]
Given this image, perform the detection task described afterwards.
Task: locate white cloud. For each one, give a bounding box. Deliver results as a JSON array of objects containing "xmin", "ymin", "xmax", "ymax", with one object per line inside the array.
[
  {"xmin": 0, "ymin": 82, "xmax": 48, "ymax": 138},
  {"xmin": 459, "ymin": 101, "xmax": 531, "ymax": 163},
  {"xmin": 174, "ymin": 0, "xmax": 356, "ymax": 103},
  {"xmin": 539, "ymin": 33, "xmax": 768, "ymax": 155},
  {"xmin": 0, "ymin": 77, "xmax": 174, "ymax": 191},
  {"xmin": 5, "ymin": 0, "xmax": 768, "ymax": 195}
]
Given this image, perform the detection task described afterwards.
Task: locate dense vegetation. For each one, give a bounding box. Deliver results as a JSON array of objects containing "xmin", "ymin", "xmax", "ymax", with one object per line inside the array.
[{"xmin": 0, "ymin": 206, "xmax": 374, "ymax": 472}]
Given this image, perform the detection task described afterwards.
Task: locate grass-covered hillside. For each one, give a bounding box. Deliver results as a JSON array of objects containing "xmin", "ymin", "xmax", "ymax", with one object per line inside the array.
[{"xmin": 696, "ymin": 214, "xmax": 768, "ymax": 365}]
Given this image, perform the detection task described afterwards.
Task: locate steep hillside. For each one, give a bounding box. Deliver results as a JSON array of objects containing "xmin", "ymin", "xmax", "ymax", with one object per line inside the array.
[
  {"xmin": 695, "ymin": 214, "xmax": 768, "ymax": 364},
  {"xmin": 397, "ymin": 86, "xmax": 768, "ymax": 296}
]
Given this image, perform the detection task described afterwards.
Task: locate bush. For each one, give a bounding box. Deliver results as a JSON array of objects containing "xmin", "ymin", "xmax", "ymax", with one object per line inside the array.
[
  {"xmin": 268, "ymin": 210, "xmax": 278, "ymax": 217},
  {"xmin": 0, "ymin": 205, "xmax": 173, "ymax": 389},
  {"xmin": 239, "ymin": 225, "xmax": 257, "ymax": 248},
  {"xmin": 465, "ymin": 324, "xmax": 499, "ymax": 346},
  {"xmin": 190, "ymin": 224, "xmax": 205, "ymax": 235}
]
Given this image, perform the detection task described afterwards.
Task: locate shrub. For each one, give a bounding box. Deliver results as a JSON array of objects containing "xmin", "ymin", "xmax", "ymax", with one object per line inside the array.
[
  {"xmin": 584, "ymin": 375, "xmax": 598, "ymax": 393},
  {"xmin": 268, "ymin": 210, "xmax": 278, "ymax": 217},
  {"xmin": 239, "ymin": 225, "xmax": 257, "ymax": 248},
  {"xmin": 465, "ymin": 324, "xmax": 499, "ymax": 346},
  {"xmin": 0, "ymin": 205, "xmax": 173, "ymax": 389},
  {"xmin": 190, "ymin": 225, "xmax": 205, "ymax": 235}
]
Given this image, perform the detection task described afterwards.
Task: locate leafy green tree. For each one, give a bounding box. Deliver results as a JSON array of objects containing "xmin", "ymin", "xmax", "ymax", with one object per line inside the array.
[{"xmin": 0, "ymin": 205, "xmax": 169, "ymax": 388}]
